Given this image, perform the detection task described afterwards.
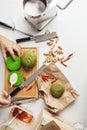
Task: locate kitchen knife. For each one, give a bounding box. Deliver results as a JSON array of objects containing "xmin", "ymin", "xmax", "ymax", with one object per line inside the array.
[
  {"xmin": 0, "ymin": 21, "xmax": 58, "ymax": 43},
  {"xmin": 8, "ymin": 64, "xmax": 46, "ymax": 97},
  {"xmin": 16, "ymin": 33, "xmax": 57, "ymax": 43},
  {"xmin": 0, "ymin": 21, "xmax": 33, "ymax": 36}
]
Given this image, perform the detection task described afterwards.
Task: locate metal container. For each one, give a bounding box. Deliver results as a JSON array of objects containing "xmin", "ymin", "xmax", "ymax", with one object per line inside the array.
[{"xmin": 23, "ymin": 0, "xmax": 74, "ymax": 31}]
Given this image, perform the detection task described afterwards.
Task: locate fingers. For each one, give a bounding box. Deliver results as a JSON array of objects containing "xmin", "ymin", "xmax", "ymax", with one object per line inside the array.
[
  {"xmin": 7, "ymin": 45, "xmax": 21, "ymax": 60},
  {"xmin": 0, "ymin": 36, "xmax": 21, "ymax": 60},
  {"xmin": 13, "ymin": 44, "xmax": 22, "ymax": 57},
  {"xmin": 0, "ymin": 90, "xmax": 11, "ymax": 106},
  {"xmin": 1, "ymin": 44, "xmax": 21, "ymax": 61},
  {"xmin": 8, "ymin": 44, "xmax": 21, "ymax": 59},
  {"xmin": 2, "ymin": 90, "xmax": 8, "ymax": 96},
  {"xmin": 0, "ymin": 98, "xmax": 10, "ymax": 105},
  {"xmin": 8, "ymin": 48, "xmax": 16, "ymax": 60},
  {"xmin": 1, "ymin": 49, "xmax": 7, "ymax": 61},
  {"xmin": 3, "ymin": 90, "xmax": 11, "ymax": 104}
]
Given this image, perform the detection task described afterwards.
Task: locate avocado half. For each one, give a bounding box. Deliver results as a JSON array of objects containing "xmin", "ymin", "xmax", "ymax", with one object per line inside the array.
[
  {"xmin": 21, "ymin": 51, "xmax": 37, "ymax": 68},
  {"xmin": 6, "ymin": 56, "xmax": 21, "ymax": 71},
  {"xmin": 50, "ymin": 81, "xmax": 65, "ymax": 98},
  {"xmin": 8, "ymin": 71, "xmax": 23, "ymax": 86}
]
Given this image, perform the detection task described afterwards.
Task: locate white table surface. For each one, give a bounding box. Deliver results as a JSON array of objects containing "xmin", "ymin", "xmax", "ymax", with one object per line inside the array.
[{"xmin": 0, "ymin": 0, "xmax": 87, "ymax": 127}]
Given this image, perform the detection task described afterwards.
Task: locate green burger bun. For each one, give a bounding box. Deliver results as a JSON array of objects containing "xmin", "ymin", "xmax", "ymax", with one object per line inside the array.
[
  {"xmin": 8, "ymin": 71, "xmax": 23, "ymax": 86},
  {"xmin": 50, "ymin": 81, "xmax": 65, "ymax": 98},
  {"xmin": 6, "ymin": 56, "xmax": 21, "ymax": 71},
  {"xmin": 21, "ymin": 51, "xmax": 37, "ymax": 68}
]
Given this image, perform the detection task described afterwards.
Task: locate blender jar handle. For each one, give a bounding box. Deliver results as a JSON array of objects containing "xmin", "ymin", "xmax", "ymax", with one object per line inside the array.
[{"xmin": 57, "ymin": 0, "xmax": 74, "ymax": 10}]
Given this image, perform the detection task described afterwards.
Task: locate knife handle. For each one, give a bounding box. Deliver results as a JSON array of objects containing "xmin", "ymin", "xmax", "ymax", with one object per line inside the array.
[
  {"xmin": 16, "ymin": 37, "xmax": 31, "ymax": 43},
  {"xmin": 8, "ymin": 87, "xmax": 21, "ymax": 97},
  {"xmin": 0, "ymin": 21, "xmax": 13, "ymax": 29}
]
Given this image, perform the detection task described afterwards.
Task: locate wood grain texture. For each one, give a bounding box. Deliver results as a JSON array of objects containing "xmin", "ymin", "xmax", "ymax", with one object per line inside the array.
[{"xmin": 4, "ymin": 47, "xmax": 39, "ymax": 99}]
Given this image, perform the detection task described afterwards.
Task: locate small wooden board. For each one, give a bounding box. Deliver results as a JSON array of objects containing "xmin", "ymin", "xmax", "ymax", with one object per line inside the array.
[{"xmin": 4, "ymin": 47, "xmax": 39, "ymax": 99}]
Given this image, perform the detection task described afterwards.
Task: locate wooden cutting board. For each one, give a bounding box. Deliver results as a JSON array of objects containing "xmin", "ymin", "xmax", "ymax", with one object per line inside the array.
[{"xmin": 4, "ymin": 47, "xmax": 39, "ymax": 99}]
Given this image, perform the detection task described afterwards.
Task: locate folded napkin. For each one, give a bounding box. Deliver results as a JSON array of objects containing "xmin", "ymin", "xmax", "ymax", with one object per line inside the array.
[{"xmin": 36, "ymin": 63, "xmax": 79, "ymax": 113}]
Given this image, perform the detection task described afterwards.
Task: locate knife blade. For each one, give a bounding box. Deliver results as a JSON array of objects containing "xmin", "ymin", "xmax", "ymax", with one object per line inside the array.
[
  {"xmin": 0, "ymin": 21, "xmax": 33, "ymax": 36},
  {"xmin": 16, "ymin": 33, "xmax": 57, "ymax": 43},
  {"xmin": 8, "ymin": 64, "xmax": 46, "ymax": 97}
]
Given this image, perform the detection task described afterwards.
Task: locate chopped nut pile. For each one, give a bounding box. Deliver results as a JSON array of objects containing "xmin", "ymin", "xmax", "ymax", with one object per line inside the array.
[{"xmin": 43, "ymin": 30, "xmax": 73, "ymax": 67}]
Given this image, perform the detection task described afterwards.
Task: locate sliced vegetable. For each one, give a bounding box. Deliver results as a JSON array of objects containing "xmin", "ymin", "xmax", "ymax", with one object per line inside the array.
[
  {"xmin": 8, "ymin": 71, "xmax": 23, "ymax": 87},
  {"xmin": 6, "ymin": 56, "xmax": 21, "ymax": 70}
]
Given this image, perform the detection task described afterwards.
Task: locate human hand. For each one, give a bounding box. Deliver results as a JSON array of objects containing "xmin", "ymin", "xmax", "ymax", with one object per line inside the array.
[
  {"xmin": 0, "ymin": 35, "xmax": 21, "ymax": 61},
  {"xmin": 0, "ymin": 90, "xmax": 11, "ymax": 107}
]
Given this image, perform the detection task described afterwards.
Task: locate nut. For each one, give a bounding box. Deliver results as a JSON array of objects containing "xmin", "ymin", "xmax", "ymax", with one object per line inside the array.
[
  {"xmin": 45, "ymin": 29, "xmax": 50, "ymax": 34},
  {"xmin": 58, "ymin": 56, "xmax": 65, "ymax": 62},
  {"xmin": 58, "ymin": 46, "xmax": 62, "ymax": 50},
  {"xmin": 55, "ymin": 37, "xmax": 59, "ymax": 43},
  {"xmin": 57, "ymin": 49, "xmax": 63, "ymax": 55},
  {"xmin": 47, "ymin": 41, "xmax": 53, "ymax": 46},
  {"xmin": 43, "ymin": 30, "xmax": 66, "ymax": 64}
]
